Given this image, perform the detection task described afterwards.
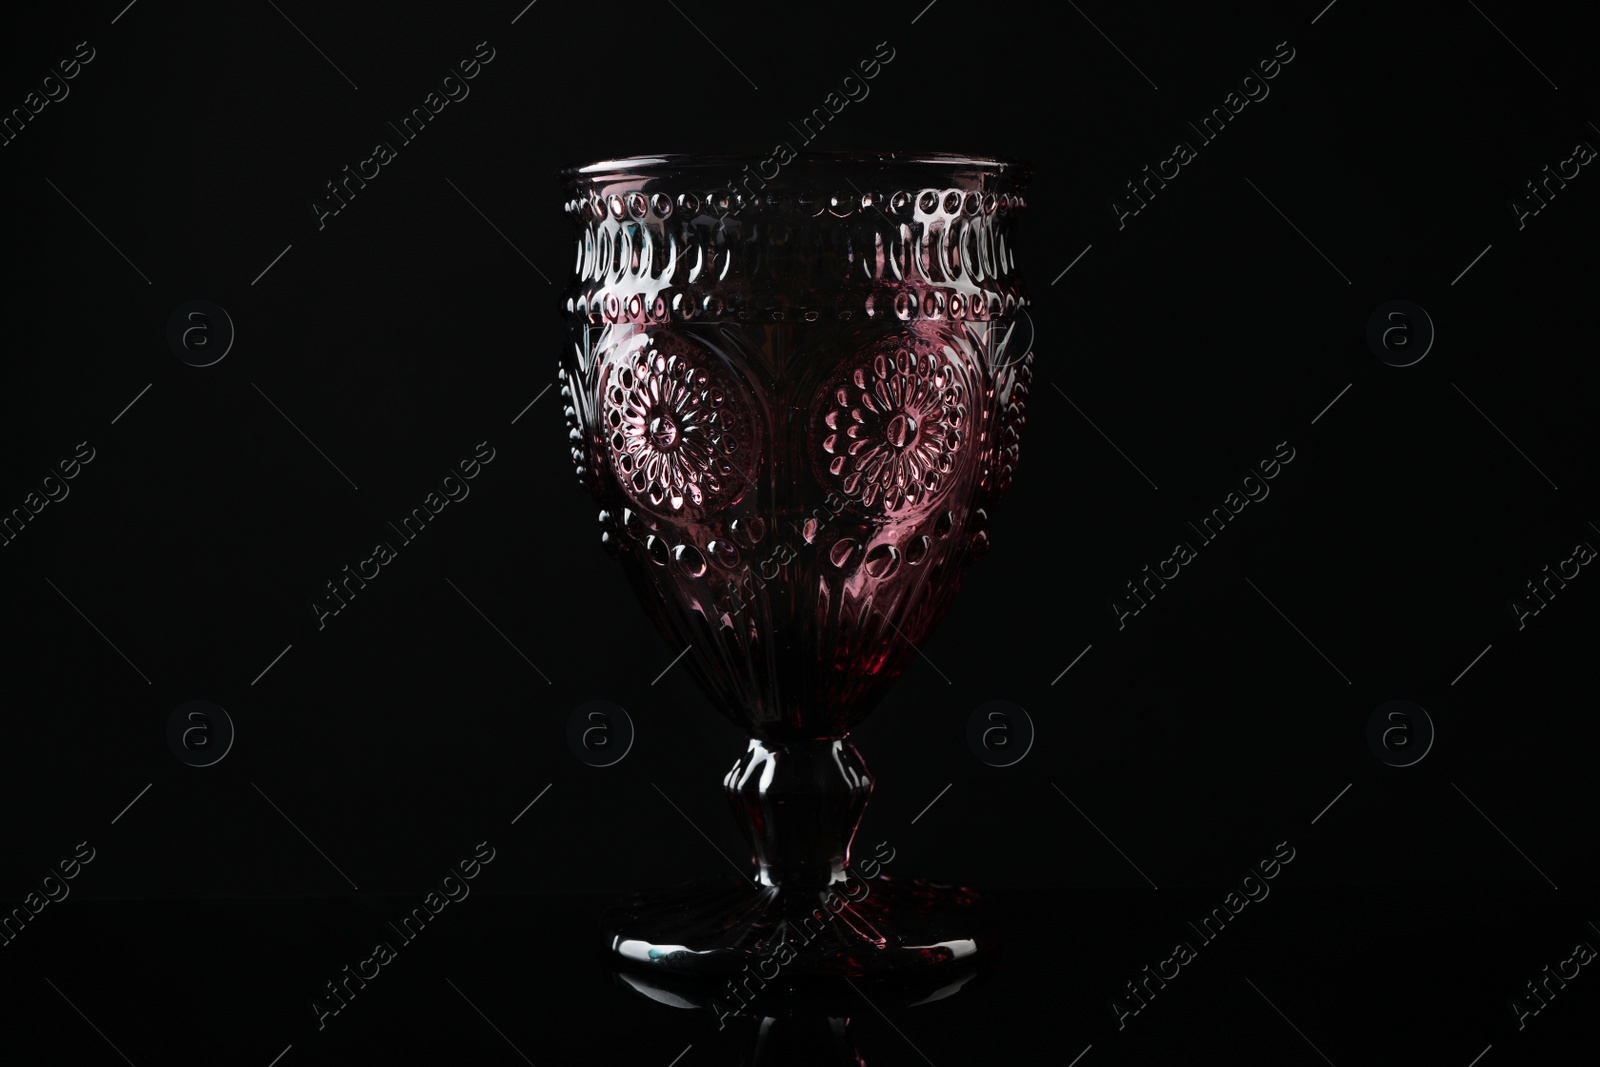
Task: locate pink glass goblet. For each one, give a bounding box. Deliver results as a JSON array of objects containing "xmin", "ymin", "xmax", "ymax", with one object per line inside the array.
[{"xmin": 559, "ymin": 152, "xmax": 1033, "ymax": 977}]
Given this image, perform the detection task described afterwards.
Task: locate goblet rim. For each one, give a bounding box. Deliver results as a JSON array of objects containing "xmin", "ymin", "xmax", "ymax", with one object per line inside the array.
[{"xmin": 561, "ymin": 149, "xmax": 1029, "ymax": 179}]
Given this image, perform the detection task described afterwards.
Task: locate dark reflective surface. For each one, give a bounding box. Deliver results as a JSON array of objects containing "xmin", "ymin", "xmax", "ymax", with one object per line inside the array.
[
  {"xmin": 6, "ymin": 889, "xmax": 1588, "ymax": 1065},
  {"xmin": 612, "ymin": 959, "xmax": 989, "ymax": 1065}
]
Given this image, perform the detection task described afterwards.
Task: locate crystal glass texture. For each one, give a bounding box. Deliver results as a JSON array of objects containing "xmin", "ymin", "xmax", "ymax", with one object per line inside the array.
[{"xmin": 559, "ymin": 151, "xmax": 1032, "ymax": 975}]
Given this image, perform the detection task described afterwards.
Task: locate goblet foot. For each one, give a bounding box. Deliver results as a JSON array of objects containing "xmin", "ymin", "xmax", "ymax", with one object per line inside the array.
[{"xmin": 606, "ymin": 873, "xmax": 996, "ymax": 977}]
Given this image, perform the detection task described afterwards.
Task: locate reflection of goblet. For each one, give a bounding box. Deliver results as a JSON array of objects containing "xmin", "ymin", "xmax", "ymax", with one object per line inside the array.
[
  {"xmin": 559, "ymin": 153, "xmax": 1033, "ymax": 976},
  {"xmin": 613, "ymin": 963, "xmax": 984, "ymax": 1065}
]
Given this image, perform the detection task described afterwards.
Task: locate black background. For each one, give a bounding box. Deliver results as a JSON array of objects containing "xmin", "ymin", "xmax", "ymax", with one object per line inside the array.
[{"xmin": 2, "ymin": 1, "xmax": 1597, "ymax": 1064}]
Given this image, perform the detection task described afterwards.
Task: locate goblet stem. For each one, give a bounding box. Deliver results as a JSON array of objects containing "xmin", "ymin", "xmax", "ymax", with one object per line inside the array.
[
  {"xmin": 752, "ymin": 1016, "xmax": 859, "ymax": 1065},
  {"xmin": 724, "ymin": 738, "xmax": 871, "ymax": 891}
]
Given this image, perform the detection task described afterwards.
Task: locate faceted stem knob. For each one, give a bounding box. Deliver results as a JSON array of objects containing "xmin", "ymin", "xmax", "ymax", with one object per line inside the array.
[{"xmin": 724, "ymin": 739, "xmax": 872, "ymax": 889}]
